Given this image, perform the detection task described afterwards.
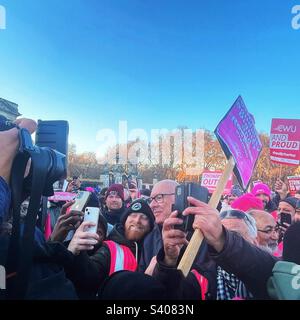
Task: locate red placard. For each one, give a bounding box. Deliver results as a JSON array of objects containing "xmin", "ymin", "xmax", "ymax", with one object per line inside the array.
[
  {"xmin": 270, "ymin": 119, "xmax": 300, "ymax": 166},
  {"xmin": 287, "ymin": 176, "xmax": 300, "ymax": 196},
  {"xmin": 201, "ymin": 170, "xmax": 233, "ymax": 195}
]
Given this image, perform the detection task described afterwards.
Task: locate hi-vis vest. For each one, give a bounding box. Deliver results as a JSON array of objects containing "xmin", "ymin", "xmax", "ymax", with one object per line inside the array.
[
  {"xmin": 191, "ymin": 269, "xmax": 208, "ymax": 300},
  {"xmin": 104, "ymin": 240, "xmax": 137, "ymax": 276}
]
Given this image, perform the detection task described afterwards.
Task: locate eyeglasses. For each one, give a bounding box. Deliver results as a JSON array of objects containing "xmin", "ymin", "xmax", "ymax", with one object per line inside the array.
[
  {"xmin": 148, "ymin": 193, "xmax": 175, "ymax": 204},
  {"xmin": 257, "ymin": 226, "xmax": 279, "ymax": 234}
]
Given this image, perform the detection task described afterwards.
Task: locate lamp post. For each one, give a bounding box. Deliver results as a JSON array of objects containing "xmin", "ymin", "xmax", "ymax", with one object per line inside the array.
[{"xmin": 153, "ymin": 171, "xmax": 158, "ymax": 186}]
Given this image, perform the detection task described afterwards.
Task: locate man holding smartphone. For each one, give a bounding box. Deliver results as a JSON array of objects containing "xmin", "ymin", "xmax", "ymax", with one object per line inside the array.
[
  {"xmin": 64, "ymin": 199, "xmax": 155, "ymax": 299},
  {"xmin": 276, "ymin": 197, "xmax": 299, "ymax": 252},
  {"xmin": 278, "ymin": 197, "xmax": 298, "ymax": 226},
  {"xmin": 138, "ymin": 180, "xmax": 179, "ymax": 273}
]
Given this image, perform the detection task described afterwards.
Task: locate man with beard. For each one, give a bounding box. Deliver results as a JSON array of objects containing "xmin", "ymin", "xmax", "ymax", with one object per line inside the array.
[
  {"xmin": 154, "ymin": 205, "xmax": 260, "ymax": 300},
  {"xmin": 276, "ymin": 197, "xmax": 298, "ymax": 241},
  {"xmin": 248, "ymin": 210, "xmax": 279, "ymax": 254},
  {"xmin": 64, "ymin": 198, "xmax": 155, "ymax": 298}
]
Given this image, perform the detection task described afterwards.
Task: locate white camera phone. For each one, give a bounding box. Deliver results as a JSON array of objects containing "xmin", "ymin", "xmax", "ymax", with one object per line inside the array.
[{"xmin": 83, "ymin": 207, "xmax": 100, "ymax": 234}]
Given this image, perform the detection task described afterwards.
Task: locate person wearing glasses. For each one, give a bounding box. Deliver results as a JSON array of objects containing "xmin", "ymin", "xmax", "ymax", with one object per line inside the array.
[
  {"xmin": 272, "ymin": 197, "xmax": 299, "ymax": 257},
  {"xmin": 152, "ymin": 197, "xmax": 278, "ymax": 300},
  {"xmin": 248, "ymin": 210, "xmax": 279, "ymax": 254},
  {"xmin": 138, "ymin": 179, "xmax": 179, "ymax": 273}
]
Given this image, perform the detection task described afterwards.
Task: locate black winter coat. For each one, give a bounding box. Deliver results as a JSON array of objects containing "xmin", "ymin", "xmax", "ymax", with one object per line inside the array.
[
  {"xmin": 59, "ymin": 223, "xmax": 142, "ymax": 299},
  {"xmin": 138, "ymin": 224, "xmax": 163, "ymax": 272},
  {"xmin": 153, "ymin": 228, "xmax": 278, "ymax": 300}
]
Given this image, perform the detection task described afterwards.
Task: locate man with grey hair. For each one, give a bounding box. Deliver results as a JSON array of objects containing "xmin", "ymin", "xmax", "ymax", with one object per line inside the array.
[
  {"xmin": 153, "ymin": 198, "xmax": 277, "ymax": 300},
  {"xmin": 248, "ymin": 209, "xmax": 279, "ymax": 254},
  {"xmin": 139, "ymin": 179, "xmax": 179, "ymax": 273},
  {"xmin": 155, "ymin": 207, "xmax": 259, "ymax": 299},
  {"xmin": 214, "ymin": 209, "xmax": 257, "ymax": 299}
]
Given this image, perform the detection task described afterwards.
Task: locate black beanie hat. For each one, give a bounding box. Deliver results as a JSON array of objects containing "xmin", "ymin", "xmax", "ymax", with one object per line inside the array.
[
  {"xmin": 280, "ymin": 197, "xmax": 298, "ymax": 210},
  {"xmin": 120, "ymin": 199, "xmax": 155, "ymax": 231},
  {"xmin": 98, "ymin": 270, "xmax": 167, "ymax": 300},
  {"xmin": 283, "ymin": 222, "xmax": 300, "ymax": 265},
  {"xmin": 105, "ymin": 184, "xmax": 124, "ymax": 201}
]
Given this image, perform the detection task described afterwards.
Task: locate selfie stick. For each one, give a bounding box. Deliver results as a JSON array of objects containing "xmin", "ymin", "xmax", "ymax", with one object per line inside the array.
[{"xmin": 177, "ymin": 156, "xmax": 235, "ymax": 277}]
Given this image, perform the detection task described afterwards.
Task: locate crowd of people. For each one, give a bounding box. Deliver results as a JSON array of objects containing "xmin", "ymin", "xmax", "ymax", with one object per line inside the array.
[{"xmin": 1, "ymin": 117, "xmax": 300, "ymax": 300}]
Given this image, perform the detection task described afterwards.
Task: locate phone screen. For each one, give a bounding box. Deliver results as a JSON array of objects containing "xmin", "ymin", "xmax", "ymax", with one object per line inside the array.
[{"xmin": 280, "ymin": 212, "xmax": 292, "ymax": 226}]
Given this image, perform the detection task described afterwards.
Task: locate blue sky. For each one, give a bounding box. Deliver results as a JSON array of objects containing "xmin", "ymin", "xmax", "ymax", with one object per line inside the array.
[{"xmin": 0, "ymin": 0, "xmax": 300, "ymax": 153}]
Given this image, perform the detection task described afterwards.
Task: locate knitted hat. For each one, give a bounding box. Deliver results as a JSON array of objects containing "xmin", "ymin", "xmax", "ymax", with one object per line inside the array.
[
  {"xmin": 280, "ymin": 197, "xmax": 298, "ymax": 210},
  {"xmin": 120, "ymin": 198, "xmax": 155, "ymax": 231},
  {"xmin": 231, "ymin": 193, "xmax": 264, "ymax": 212},
  {"xmin": 105, "ymin": 184, "xmax": 124, "ymax": 201},
  {"xmin": 251, "ymin": 183, "xmax": 271, "ymax": 199}
]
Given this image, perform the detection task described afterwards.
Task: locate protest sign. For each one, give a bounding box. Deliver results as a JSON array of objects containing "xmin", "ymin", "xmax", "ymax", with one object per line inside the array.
[
  {"xmin": 214, "ymin": 96, "xmax": 262, "ymax": 190},
  {"xmin": 201, "ymin": 170, "xmax": 233, "ymax": 194},
  {"xmin": 287, "ymin": 176, "xmax": 300, "ymax": 196},
  {"xmin": 270, "ymin": 119, "xmax": 300, "ymax": 166},
  {"xmin": 179, "ymin": 96, "xmax": 262, "ymax": 276},
  {"xmin": 48, "ymin": 192, "xmax": 75, "ymax": 202}
]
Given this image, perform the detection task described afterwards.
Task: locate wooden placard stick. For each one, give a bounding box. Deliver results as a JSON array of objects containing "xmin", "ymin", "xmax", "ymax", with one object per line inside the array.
[{"xmin": 177, "ymin": 156, "xmax": 236, "ymax": 276}]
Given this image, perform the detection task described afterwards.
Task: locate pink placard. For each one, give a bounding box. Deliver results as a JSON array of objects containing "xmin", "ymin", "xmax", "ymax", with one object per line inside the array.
[
  {"xmin": 48, "ymin": 192, "xmax": 76, "ymax": 202},
  {"xmin": 201, "ymin": 170, "xmax": 233, "ymax": 195},
  {"xmin": 215, "ymin": 96, "xmax": 262, "ymax": 190}
]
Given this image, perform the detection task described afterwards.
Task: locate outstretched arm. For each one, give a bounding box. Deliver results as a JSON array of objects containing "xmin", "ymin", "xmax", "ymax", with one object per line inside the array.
[{"xmin": 0, "ymin": 118, "xmax": 37, "ymax": 183}]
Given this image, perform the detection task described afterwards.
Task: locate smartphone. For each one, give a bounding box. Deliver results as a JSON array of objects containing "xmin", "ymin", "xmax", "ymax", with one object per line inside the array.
[
  {"xmin": 280, "ymin": 212, "xmax": 292, "ymax": 226},
  {"xmin": 173, "ymin": 183, "xmax": 209, "ymax": 232},
  {"xmin": 70, "ymin": 191, "xmax": 91, "ymax": 212},
  {"xmin": 83, "ymin": 207, "xmax": 100, "ymax": 234}
]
